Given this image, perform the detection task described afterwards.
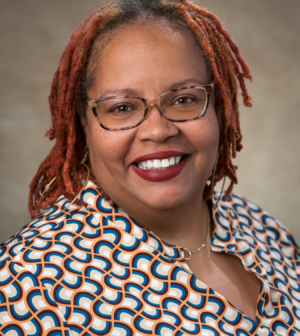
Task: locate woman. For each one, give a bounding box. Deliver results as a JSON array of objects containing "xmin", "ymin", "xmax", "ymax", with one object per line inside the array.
[{"xmin": 0, "ymin": 0, "xmax": 299, "ymax": 335}]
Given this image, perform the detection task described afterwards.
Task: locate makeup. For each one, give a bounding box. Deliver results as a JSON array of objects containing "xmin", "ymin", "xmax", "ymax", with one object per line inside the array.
[{"xmin": 131, "ymin": 151, "xmax": 189, "ymax": 182}]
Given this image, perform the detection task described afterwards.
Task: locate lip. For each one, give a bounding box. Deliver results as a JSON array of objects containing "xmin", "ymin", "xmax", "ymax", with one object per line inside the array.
[
  {"xmin": 132, "ymin": 151, "xmax": 187, "ymax": 164},
  {"xmin": 131, "ymin": 154, "xmax": 189, "ymax": 182}
]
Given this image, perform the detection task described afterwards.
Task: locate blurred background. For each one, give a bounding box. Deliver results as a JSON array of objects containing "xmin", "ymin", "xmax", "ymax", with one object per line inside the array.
[{"xmin": 0, "ymin": 0, "xmax": 299, "ymax": 242}]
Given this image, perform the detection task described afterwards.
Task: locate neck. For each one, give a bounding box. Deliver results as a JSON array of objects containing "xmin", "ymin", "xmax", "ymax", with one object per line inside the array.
[{"xmin": 120, "ymin": 194, "xmax": 210, "ymax": 251}]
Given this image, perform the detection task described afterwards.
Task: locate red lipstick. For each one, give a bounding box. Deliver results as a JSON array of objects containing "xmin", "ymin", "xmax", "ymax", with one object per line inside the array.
[{"xmin": 131, "ymin": 151, "xmax": 189, "ymax": 182}]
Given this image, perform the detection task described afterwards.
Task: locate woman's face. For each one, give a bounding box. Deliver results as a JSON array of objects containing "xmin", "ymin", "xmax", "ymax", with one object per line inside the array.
[{"xmin": 83, "ymin": 21, "xmax": 219, "ymax": 214}]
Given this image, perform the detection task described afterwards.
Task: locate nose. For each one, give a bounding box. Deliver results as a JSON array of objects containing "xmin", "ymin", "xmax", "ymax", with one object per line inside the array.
[{"xmin": 136, "ymin": 103, "xmax": 179, "ymax": 142}]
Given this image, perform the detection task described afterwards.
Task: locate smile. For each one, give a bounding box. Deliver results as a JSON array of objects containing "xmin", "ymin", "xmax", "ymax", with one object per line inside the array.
[
  {"xmin": 136, "ymin": 156, "xmax": 183, "ymax": 170},
  {"xmin": 131, "ymin": 151, "xmax": 189, "ymax": 182}
]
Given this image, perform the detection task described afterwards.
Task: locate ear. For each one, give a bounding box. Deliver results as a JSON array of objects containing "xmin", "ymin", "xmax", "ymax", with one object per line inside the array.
[
  {"xmin": 212, "ymin": 87, "xmax": 222, "ymax": 125},
  {"xmin": 215, "ymin": 104, "xmax": 222, "ymax": 125},
  {"xmin": 79, "ymin": 112, "xmax": 92, "ymax": 148},
  {"xmin": 80, "ymin": 114, "xmax": 88, "ymax": 134}
]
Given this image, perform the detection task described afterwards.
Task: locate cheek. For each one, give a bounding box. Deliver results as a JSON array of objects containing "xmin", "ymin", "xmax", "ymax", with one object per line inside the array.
[
  {"xmin": 191, "ymin": 111, "xmax": 219, "ymax": 150},
  {"xmin": 186, "ymin": 110, "xmax": 220, "ymax": 173},
  {"xmin": 87, "ymin": 124, "xmax": 135, "ymax": 181}
]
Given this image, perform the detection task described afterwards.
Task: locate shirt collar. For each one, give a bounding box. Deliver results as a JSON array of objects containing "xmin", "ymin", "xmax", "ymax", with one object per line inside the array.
[{"xmin": 80, "ymin": 180, "xmax": 239, "ymax": 261}]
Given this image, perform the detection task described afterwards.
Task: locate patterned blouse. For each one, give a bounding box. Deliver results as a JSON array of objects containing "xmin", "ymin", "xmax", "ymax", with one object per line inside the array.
[{"xmin": 0, "ymin": 180, "xmax": 299, "ymax": 336}]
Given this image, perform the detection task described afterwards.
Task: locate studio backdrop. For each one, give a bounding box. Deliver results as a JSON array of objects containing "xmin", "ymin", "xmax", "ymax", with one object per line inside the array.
[{"xmin": 0, "ymin": 0, "xmax": 299, "ymax": 242}]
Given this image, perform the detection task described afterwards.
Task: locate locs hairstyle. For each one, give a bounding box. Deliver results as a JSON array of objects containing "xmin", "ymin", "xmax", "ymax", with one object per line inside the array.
[{"xmin": 29, "ymin": 0, "xmax": 252, "ymax": 217}]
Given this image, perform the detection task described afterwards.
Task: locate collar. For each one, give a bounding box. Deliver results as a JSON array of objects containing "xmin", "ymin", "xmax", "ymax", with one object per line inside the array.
[{"xmin": 79, "ymin": 181, "xmax": 241, "ymax": 262}]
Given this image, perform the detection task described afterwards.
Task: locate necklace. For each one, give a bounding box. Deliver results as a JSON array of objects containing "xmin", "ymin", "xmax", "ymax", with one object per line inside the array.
[{"xmin": 182, "ymin": 201, "xmax": 211, "ymax": 261}]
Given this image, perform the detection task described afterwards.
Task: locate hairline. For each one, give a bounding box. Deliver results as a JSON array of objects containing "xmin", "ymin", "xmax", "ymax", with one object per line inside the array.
[{"xmin": 78, "ymin": 14, "xmax": 214, "ymax": 119}]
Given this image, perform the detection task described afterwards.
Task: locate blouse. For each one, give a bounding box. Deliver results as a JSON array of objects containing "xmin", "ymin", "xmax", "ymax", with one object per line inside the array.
[{"xmin": 0, "ymin": 180, "xmax": 299, "ymax": 336}]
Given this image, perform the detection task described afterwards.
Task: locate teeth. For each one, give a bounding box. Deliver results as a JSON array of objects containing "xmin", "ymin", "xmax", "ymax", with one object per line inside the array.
[
  {"xmin": 137, "ymin": 156, "xmax": 183, "ymax": 170},
  {"xmin": 161, "ymin": 159, "xmax": 169, "ymax": 168},
  {"xmin": 147, "ymin": 160, "xmax": 153, "ymax": 169},
  {"xmin": 153, "ymin": 159, "xmax": 161, "ymax": 168}
]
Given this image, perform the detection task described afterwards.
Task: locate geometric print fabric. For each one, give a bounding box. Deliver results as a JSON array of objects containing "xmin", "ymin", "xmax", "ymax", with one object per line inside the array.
[{"xmin": 0, "ymin": 180, "xmax": 300, "ymax": 336}]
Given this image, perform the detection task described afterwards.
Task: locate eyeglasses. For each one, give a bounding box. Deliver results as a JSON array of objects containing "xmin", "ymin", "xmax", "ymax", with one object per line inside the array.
[{"xmin": 88, "ymin": 81, "xmax": 214, "ymax": 131}]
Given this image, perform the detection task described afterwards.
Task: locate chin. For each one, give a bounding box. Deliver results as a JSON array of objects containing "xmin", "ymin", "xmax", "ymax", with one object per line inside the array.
[{"xmin": 137, "ymin": 188, "xmax": 196, "ymax": 211}]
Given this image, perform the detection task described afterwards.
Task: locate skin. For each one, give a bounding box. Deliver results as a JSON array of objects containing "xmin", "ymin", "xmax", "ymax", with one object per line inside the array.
[{"xmin": 82, "ymin": 20, "xmax": 260, "ymax": 321}]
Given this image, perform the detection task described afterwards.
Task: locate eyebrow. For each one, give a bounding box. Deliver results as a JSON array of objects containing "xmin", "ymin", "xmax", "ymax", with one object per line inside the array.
[
  {"xmin": 99, "ymin": 78, "xmax": 206, "ymax": 98},
  {"xmin": 167, "ymin": 78, "xmax": 206, "ymax": 91},
  {"xmin": 101, "ymin": 88, "xmax": 139, "ymax": 97}
]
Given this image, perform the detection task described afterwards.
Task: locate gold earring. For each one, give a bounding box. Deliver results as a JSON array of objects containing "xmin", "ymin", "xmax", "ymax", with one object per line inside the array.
[
  {"xmin": 38, "ymin": 146, "xmax": 90, "ymax": 215},
  {"xmin": 210, "ymin": 146, "xmax": 226, "ymax": 208}
]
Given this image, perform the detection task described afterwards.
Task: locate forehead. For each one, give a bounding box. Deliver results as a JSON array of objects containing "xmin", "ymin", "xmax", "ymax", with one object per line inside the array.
[
  {"xmin": 93, "ymin": 17, "xmax": 204, "ymax": 55},
  {"xmin": 89, "ymin": 20, "xmax": 210, "ymax": 97}
]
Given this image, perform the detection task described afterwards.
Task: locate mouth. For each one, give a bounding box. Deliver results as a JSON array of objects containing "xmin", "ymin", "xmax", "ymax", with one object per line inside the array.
[
  {"xmin": 131, "ymin": 151, "xmax": 189, "ymax": 182},
  {"xmin": 133, "ymin": 155, "xmax": 187, "ymax": 170}
]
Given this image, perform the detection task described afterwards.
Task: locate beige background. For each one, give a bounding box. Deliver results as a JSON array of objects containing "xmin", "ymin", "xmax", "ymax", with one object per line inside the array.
[{"xmin": 0, "ymin": 0, "xmax": 299, "ymax": 243}]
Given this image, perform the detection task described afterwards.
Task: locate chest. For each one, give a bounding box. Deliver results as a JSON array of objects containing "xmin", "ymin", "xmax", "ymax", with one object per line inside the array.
[{"xmin": 186, "ymin": 250, "xmax": 261, "ymax": 321}]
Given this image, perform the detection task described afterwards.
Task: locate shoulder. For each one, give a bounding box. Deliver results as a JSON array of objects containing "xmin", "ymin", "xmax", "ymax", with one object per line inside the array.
[
  {"xmin": 214, "ymin": 193, "xmax": 300, "ymax": 257},
  {"xmin": 0, "ymin": 195, "xmax": 89, "ymax": 264}
]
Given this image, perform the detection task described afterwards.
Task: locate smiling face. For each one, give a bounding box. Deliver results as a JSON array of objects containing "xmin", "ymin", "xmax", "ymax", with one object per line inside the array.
[{"xmin": 82, "ymin": 20, "xmax": 219, "ymax": 219}]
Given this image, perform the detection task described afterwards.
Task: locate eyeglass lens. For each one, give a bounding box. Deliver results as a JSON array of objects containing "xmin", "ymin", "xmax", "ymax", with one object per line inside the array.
[{"xmin": 94, "ymin": 88, "xmax": 207, "ymax": 129}]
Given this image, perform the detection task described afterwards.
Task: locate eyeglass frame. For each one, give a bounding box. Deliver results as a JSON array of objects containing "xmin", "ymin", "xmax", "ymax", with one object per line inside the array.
[{"xmin": 88, "ymin": 81, "xmax": 214, "ymax": 131}]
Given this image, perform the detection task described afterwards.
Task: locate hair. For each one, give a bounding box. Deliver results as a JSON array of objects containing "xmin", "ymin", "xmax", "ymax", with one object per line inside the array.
[{"xmin": 29, "ymin": 0, "xmax": 252, "ymax": 217}]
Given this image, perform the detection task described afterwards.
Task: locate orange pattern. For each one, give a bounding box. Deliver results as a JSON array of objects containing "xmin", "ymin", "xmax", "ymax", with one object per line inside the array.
[{"xmin": 1, "ymin": 180, "xmax": 300, "ymax": 335}]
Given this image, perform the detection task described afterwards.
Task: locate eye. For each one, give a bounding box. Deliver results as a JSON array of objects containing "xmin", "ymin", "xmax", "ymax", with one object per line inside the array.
[
  {"xmin": 110, "ymin": 104, "xmax": 133, "ymax": 113},
  {"xmin": 172, "ymin": 95, "xmax": 197, "ymax": 105},
  {"xmin": 112, "ymin": 105, "xmax": 132, "ymax": 112}
]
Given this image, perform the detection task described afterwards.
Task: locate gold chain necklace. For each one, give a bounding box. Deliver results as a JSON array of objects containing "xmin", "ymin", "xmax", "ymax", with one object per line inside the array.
[{"xmin": 182, "ymin": 201, "xmax": 211, "ymax": 261}]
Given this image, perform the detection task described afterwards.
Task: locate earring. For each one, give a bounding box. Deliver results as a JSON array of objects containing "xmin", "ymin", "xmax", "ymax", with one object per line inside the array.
[
  {"xmin": 210, "ymin": 146, "xmax": 226, "ymax": 208},
  {"xmin": 38, "ymin": 146, "xmax": 90, "ymax": 215}
]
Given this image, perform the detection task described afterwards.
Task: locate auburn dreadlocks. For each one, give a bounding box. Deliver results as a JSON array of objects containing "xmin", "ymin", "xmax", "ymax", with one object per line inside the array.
[{"xmin": 29, "ymin": 0, "xmax": 252, "ymax": 217}]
